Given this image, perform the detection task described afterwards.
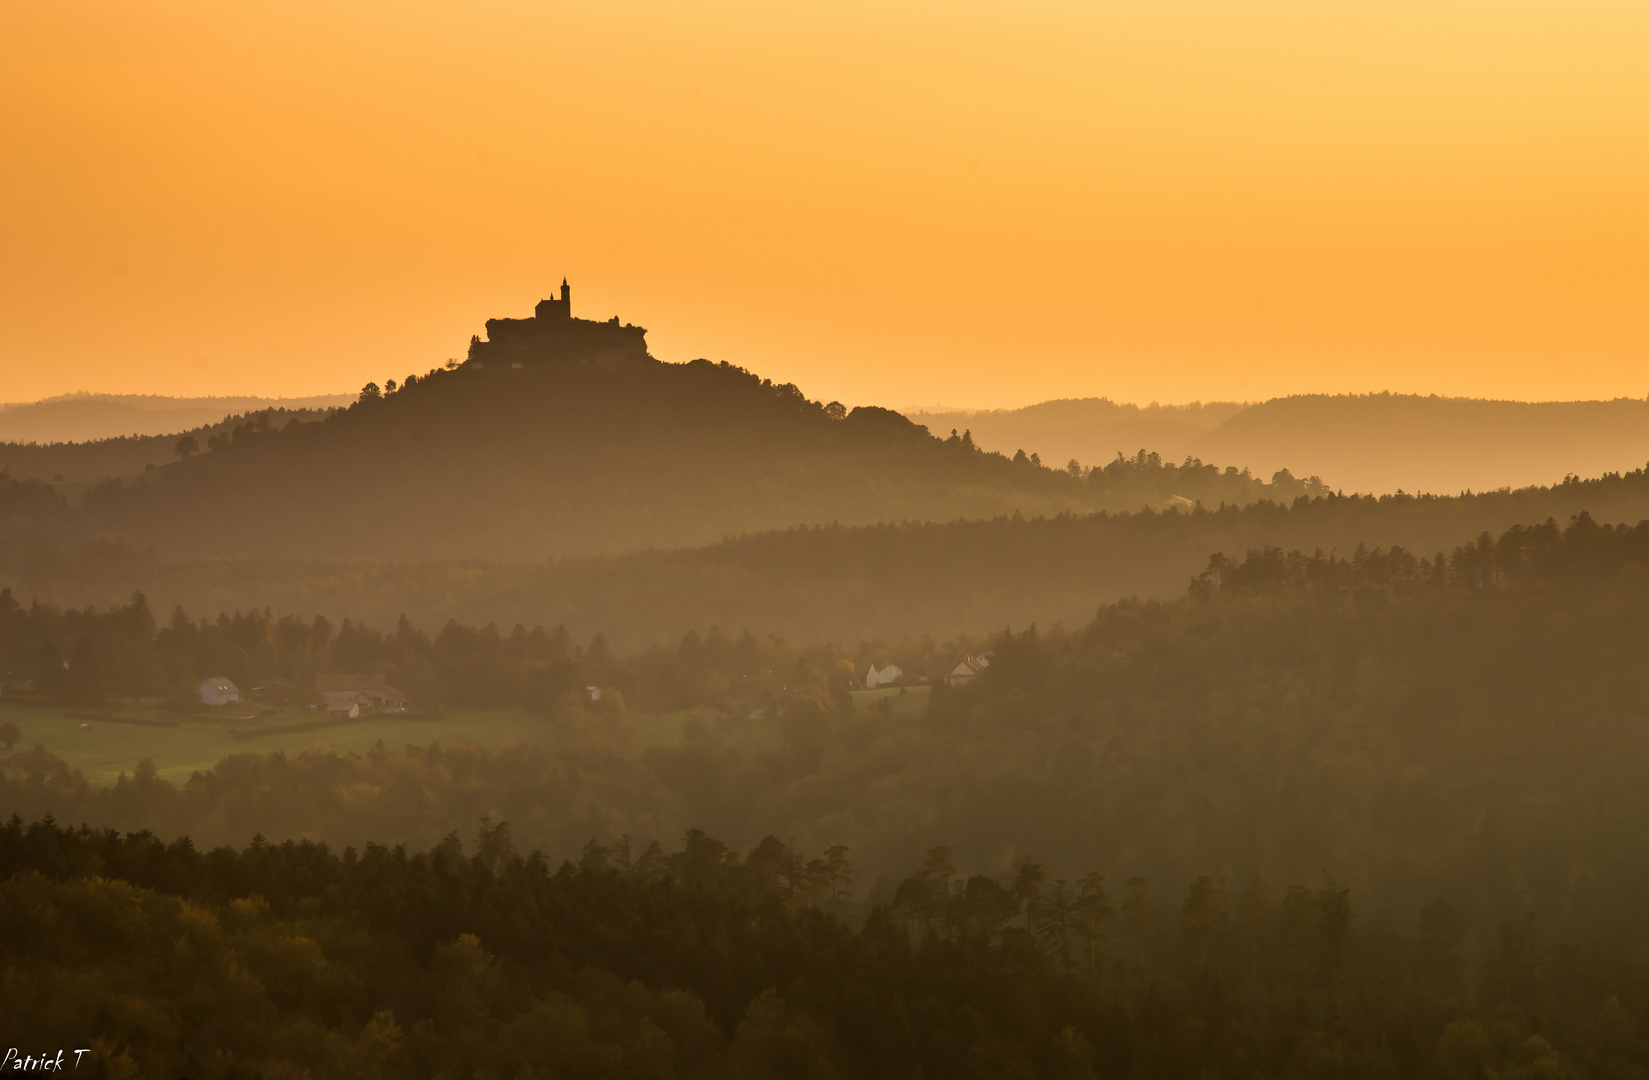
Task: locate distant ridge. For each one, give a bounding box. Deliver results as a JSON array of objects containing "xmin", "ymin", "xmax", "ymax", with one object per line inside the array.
[
  {"xmin": 911, "ymin": 399, "xmax": 1245, "ymax": 473},
  {"xmin": 1194, "ymin": 393, "xmax": 1649, "ymax": 495},
  {"xmin": 925, "ymin": 393, "xmax": 1649, "ymax": 496},
  {"xmin": 0, "ymin": 392, "xmax": 352, "ymax": 445}
]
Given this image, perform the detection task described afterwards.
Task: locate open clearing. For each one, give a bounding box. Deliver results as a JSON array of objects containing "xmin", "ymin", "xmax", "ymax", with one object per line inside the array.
[{"xmin": 0, "ymin": 686, "xmax": 929, "ymax": 786}]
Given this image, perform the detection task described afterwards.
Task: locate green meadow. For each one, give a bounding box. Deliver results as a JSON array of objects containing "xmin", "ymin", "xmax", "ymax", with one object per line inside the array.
[{"xmin": 0, "ymin": 685, "xmax": 930, "ymax": 786}]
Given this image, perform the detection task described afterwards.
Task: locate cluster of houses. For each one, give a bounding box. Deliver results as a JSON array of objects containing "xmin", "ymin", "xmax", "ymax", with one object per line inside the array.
[
  {"xmin": 866, "ymin": 653, "xmax": 990, "ymax": 689},
  {"xmin": 195, "ymin": 654, "xmax": 989, "ymax": 721},
  {"xmin": 196, "ymin": 673, "xmax": 412, "ymax": 717},
  {"xmin": 741, "ymin": 653, "xmax": 995, "ymax": 719}
]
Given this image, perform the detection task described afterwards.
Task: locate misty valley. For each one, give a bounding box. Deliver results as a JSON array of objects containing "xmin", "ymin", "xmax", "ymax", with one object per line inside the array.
[{"xmin": 4, "ymin": 313, "xmax": 1649, "ymax": 1078}]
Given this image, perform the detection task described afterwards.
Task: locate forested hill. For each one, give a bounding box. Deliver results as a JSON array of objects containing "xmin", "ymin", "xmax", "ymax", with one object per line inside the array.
[
  {"xmin": 11, "ymin": 465, "xmax": 1649, "ymax": 649},
  {"xmin": 8, "ymin": 361, "xmax": 1316, "ymax": 561}
]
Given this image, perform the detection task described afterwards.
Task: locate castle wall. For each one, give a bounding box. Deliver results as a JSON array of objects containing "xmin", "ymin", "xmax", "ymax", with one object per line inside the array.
[{"xmin": 474, "ymin": 312, "xmax": 650, "ymax": 367}]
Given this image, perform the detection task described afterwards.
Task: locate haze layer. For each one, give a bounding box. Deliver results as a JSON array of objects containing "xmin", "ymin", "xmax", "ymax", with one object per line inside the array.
[{"xmin": 5, "ymin": 0, "xmax": 1648, "ymax": 406}]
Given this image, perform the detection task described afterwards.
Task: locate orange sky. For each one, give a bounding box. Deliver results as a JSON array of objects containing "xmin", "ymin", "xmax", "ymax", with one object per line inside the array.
[{"xmin": 3, "ymin": 0, "xmax": 1647, "ymax": 409}]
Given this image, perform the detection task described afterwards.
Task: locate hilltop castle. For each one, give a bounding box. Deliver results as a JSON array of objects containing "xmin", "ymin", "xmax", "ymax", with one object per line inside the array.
[{"xmin": 465, "ymin": 280, "xmax": 651, "ymax": 368}]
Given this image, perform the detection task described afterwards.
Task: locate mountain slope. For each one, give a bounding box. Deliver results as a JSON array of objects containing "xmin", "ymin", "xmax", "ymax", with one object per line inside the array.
[{"xmin": 72, "ymin": 359, "xmax": 1095, "ymax": 560}]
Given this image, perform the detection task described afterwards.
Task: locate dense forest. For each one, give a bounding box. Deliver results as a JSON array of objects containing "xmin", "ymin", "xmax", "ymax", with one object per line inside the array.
[
  {"xmin": 0, "ymin": 360, "xmax": 1318, "ymax": 561},
  {"xmin": 8, "ymin": 512, "xmax": 1649, "ymax": 955},
  {"xmin": 5, "ymin": 814, "xmax": 1643, "ymax": 1078},
  {"xmin": 8, "ymin": 464, "xmax": 1649, "ymax": 649}
]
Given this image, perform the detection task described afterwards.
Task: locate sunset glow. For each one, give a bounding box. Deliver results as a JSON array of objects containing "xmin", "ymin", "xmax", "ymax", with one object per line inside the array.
[{"xmin": 4, "ymin": 0, "xmax": 1647, "ymax": 406}]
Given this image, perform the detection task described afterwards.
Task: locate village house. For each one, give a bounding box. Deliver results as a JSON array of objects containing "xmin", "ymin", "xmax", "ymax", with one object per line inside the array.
[
  {"xmin": 316, "ymin": 673, "xmax": 411, "ymax": 717},
  {"xmin": 943, "ymin": 654, "xmax": 993, "ymax": 686},
  {"xmin": 865, "ymin": 663, "xmax": 904, "ymax": 689},
  {"xmin": 198, "ymin": 676, "xmax": 241, "ymax": 706}
]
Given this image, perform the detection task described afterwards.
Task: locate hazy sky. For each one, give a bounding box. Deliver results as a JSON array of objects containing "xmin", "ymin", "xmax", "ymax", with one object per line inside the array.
[{"xmin": 4, "ymin": 1, "xmax": 1647, "ymax": 409}]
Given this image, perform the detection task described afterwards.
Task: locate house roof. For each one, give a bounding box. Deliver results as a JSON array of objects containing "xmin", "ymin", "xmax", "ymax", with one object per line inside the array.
[{"xmin": 201, "ymin": 676, "xmax": 240, "ymax": 693}]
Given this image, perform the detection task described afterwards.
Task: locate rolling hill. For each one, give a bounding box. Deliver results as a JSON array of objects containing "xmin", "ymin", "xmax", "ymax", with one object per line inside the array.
[
  {"xmin": 0, "ymin": 392, "xmax": 351, "ymax": 446},
  {"xmin": 12, "ymin": 466, "xmax": 1649, "ymax": 652},
  {"xmin": 910, "ymin": 398, "xmax": 1244, "ymax": 473},
  {"xmin": 4, "ymin": 304, "xmax": 1317, "ymax": 561},
  {"xmin": 1193, "ymin": 393, "xmax": 1649, "ymax": 495},
  {"xmin": 59, "ymin": 358, "xmax": 1095, "ymax": 561},
  {"xmin": 929, "ymin": 392, "xmax": 1649, "ymax": 496}
]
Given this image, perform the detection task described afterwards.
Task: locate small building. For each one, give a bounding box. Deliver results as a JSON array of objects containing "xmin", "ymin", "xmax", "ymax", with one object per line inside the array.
[
  {"xmin": 199, "ymin": 676, "xmax": 241, "ymax": 706},
  {"xmin": 585, "ymin": 686, "xmax": 602, "ymax": 702},
  {"xmin": 865, "ymin": 663, "xmax": 904, "ymax": 689},
  {"xmin": 944, "ymin": 654, "xmax": 993, "ymax": 686},
  {"xmin": 316, "ymin": 673, "xmax": 411, "ymax": 716}
]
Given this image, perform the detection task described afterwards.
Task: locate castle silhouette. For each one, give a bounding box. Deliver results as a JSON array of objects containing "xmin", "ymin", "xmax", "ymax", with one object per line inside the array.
[{"xmin": 465, "ymin": 280, "xmax": 651, "ymax": 368}]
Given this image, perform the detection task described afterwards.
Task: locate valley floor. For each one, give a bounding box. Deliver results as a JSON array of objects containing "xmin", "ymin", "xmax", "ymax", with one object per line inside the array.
[{"xmin": 0, "ymin": 686, "xmax": 932, "ymax": 786}]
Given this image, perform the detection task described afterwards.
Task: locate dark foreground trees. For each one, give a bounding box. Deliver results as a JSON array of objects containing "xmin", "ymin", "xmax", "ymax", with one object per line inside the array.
[{"xmin": 3, "ymin": 815, "xmax": 1646, "ymax": 1079}]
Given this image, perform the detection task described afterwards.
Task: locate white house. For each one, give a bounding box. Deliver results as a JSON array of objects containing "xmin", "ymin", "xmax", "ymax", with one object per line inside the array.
[
  {"xmin": 199, "ymin": 676, "xmax": 241, "ymax": 706},
  {"xmin": 865, "ymin": 663, "xmax": 904, "ymax": 689},
  {"xmin": 944, "ymin": 654, "xmax": 992, "ymax": 686}
]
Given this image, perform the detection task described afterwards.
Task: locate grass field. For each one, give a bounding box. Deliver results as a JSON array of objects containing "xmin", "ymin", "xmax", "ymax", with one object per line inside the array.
[{"xmin": 0, "ymin": 685, "xmax": 932, "ymax": 786}]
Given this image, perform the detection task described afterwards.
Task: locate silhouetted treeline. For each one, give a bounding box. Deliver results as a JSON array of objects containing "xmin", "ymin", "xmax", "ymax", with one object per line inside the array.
[
  {"xmin": 1188, "ymin": 507, "xmax": 1649, "ymax": 596},
  {"xmin": 11, "ymin": 466, "xmax": 1649, "ymax": 651},
  {"xmin": 5, "ymin": 815, "xmax": 1646, "ymax": 1078},
  {"xmin": 1078, "ymin": 447, "xmax": 1326, "ymax": 507}
]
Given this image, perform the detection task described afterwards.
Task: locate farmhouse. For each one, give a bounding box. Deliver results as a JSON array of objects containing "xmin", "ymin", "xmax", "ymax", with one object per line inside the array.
[
  {"xmin": 198, "ymin": 676, "xmax": 241, "ymax": 706},
  {"xmin": 316, "ymin": 673, "xmax": 411, "ymax": 716}
]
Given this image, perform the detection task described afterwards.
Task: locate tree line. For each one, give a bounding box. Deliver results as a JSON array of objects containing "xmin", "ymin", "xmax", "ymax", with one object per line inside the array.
[
  {"xmin": 3, "ymin": 813, "xmax": 1642, "ymax": 1078},
  {"xmin": 0, "ymin": 585, "xmax": 987, "ymax": 715},
  {"xmin": 9, "ymin": 464, "xmax": 1649, "ymax": 654}
]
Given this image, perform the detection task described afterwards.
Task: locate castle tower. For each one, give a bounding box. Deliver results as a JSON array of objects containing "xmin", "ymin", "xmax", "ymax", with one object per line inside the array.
[{"xmin": 535, "ymin": 279, "xmax": 572, "ymax": 321}]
